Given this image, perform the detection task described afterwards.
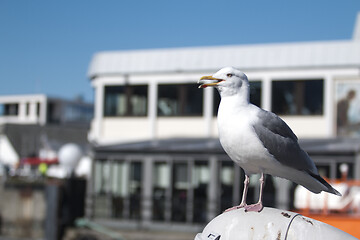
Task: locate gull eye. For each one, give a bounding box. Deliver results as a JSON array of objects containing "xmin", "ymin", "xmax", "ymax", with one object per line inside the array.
[{"xmin": 226, "ymin": 73, "xmax": 233, "ymax": 77}]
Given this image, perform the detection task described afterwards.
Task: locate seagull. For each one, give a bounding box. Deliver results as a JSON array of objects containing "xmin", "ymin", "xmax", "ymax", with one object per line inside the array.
[{"xmin": 198, "ymin": 67, "xmax": 341, "ymax": 212}]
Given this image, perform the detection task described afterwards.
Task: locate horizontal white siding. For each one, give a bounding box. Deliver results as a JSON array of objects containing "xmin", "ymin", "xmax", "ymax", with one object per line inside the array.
[
  {"xmin": 280, "ymin": 116, "xmax": 329, "ymax": 138},
  {"xmin": 157, "ymin": 117, "xmax": 205, "ymax": 138},
  {"xmin": 89, "ymin": 41, "xmax": 360, "ymax": 77},
  {"xmin": 102, "ymin": 118, "xmax": 150, "ymax": 142}
]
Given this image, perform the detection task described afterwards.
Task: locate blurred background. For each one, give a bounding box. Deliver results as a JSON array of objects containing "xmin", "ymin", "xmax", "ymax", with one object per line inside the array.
[{"xmin": 1, "ymin": 1, "xmax": 360, "ymax": 239}]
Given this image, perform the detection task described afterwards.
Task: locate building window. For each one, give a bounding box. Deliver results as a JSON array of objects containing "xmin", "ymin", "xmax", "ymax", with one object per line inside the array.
[
  {"xmin": 192, "ymin": 161, "xmax": 209, "ymax": 223},
  {"xmin": 93, "ymin": 160, "xmax": 143, "ymax": 219},
  {"xmin": 272, "ymin": 80, "xmax": 323, "ymax": 115},
  {"xmin": 152, "ymin": 162, "xmax": 170, "ymax": 221},
  {"xmin": 93, "ymin": 161, "xmax": 111, "ymax": 218},
  {"xmin": 26, "ymin": 103, "xmax": 30, "ymax": 116},
  {"xmin": 213, "ymin": 81, "xmax": 262, "ymax": 116},
  {"xmin": 36, "ymin": 102, "xmax": 40, "ymax": 116},
  {"xmin": 171, "ymin": 162, "xmax": 188, "ymax": 222},
  {"xmin": 47, "ymin": 102, "xmax": 60, "ymax": 124},
  {"xmin": 129, "ymin": 161, "xmax": 142, "ymax": 220},
  {"xmin": 220, "ymin": 161, "xmax": 236, "ymax": 212},
  {"xmin": 250, "ymin": 81, "xmax": 262, "ymax": 108},
  {"xmin": 104, "ymin": 85, "xmax": 148, "ymax": 117},
  {"xmin": 0, "ymin": 103, "xmax": 19, "ymax": 116},
  {"xmin": 158, "ymin": 84, "xmax": 203, "ymax": 116}
]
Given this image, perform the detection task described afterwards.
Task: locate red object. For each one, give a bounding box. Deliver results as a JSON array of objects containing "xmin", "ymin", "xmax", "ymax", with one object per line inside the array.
[
  {"xmin": 21, "ymin": 157, "xmax": 58, "ymax": 165},
  {"xmin": 299, "ymin": 213, "xmax": 360, "ymax": 239}
]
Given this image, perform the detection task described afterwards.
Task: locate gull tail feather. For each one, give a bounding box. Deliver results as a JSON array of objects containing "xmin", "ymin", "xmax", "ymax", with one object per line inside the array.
[{"xmin": 309, "ymin": 172, "xmax": 342, "ymax": 196}]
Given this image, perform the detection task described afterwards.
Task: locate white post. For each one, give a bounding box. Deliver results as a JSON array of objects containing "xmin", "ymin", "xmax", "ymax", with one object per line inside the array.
[
  {"xmin": 92, "ymin": 80, "xmax": 104, "ymax": 141},
  {"xmin": 262, "ymin": 77, "xmax": 272, "ymax": 111},
  {"xmin": 195, "ymin": 207, "xmax": 357, "ymax": 240},
  {"xmin": 207, "ymin": 156, "xmax": 218, "ymax": 221},
  {"xmin": 39, "ymin": 96, "xmax": 47, "ymax": 125},
  {"xmin": 29, "ymin": 101, "xmax": 37, "ymax": 122},
  {"xmin": 324, "ymin": 74, "xmax": 335, "ymax": 137},
  {"xmin": 355, "ymin": 152, "xmax": 360, "ymax": 180},
  {"xmin": 148, "ymin": 82, "xmax": 158, "ymax": 140},
  {"xmin": 203, "ymin": 87, "xmax": 214, "ymax": 137},
  {"xmin": 19, "ymin": 101, "xmax": 27, "ymax": 122}
]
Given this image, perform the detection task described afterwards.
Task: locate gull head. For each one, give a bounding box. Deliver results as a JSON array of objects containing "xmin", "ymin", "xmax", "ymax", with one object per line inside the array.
[{"xmin": 198, "ymin": 67, "xmax": 249, "ymax": 97}]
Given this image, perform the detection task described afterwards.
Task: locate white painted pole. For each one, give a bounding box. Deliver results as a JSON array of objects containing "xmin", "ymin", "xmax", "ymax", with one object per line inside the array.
[
  {"xmin": 195, "ymin": 207, "xmax": 358, "ymax": 240},
  {"xmin": 203, "ymin": 87, "xmax": 214, "ymax": 137}
]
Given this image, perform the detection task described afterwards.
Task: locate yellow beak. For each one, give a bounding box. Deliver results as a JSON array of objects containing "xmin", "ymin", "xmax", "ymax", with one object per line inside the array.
[{"xmin": 198, "ymin": 76, "xmax": 224, "ymax": 88}]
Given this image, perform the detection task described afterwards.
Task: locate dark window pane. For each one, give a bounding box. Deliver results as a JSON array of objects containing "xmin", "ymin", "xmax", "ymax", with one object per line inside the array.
[
  {"xmin": 104, "ymin": 85, "xmax": 148, "ymax": 116},
  {"xmin": 272, "ymin": 80, "xmax": 323, "ymax": 115},
  {"xmin": 193, "ymin": 161, "xmax": 208, "ymax": 223},
  {"xmin": 129, "ymin": 162, "xmax": 142, "ymax": 220},
  {"xmin": 93, "ymin": 161, "xmax": 111, "ymax": 218},
  {"xmin": 3, "ymin": 103, "xmax": 18, "ymax": 116},
  {"xmin": 36, "ymin": 103, "xmax": 40, "ymax": 116},
  {"xmin": 213, "ymin": 81, "xmax": 262, "ymax": 116},
  {"xmin": 213, "ymin": 91, "xmax": 220, "ymax": 116},
  {"xmin": 336, "ymin": 163, "xmax": 353, "ymax": 179},
  {"xmin": 47, "ymin": 102, "xmax": 60, "ymax": 123},
  {"xmin": 250, "ymin": 81, "xmax": 262, "ymax": 108},
  {"xmin": 220, "ymin": 161, "xmax": 234, "ymax": 212},
  {"xmin": 111, "ymin": 162, "xmax": 126, "ymax": 219},
  {"xmin": 26, "ymin": 103, "xmax": 30, "ymax": 115},
  {"xmin": 152, "ymin": 162, "xmax": 170, "ymax": 221},
  {"xmin": 171, "ymin": 163, "xmax": 188, "ymax": 222},
  {"xmin": 158, "ymin": 84, "xmax": 203, "ymax": 116}
]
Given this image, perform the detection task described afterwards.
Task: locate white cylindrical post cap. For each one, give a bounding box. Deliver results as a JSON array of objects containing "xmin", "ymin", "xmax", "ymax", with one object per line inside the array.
[
  {"xmin": 58, "ymin": 143, "xmax": 83, "ymax": 173},
  {"xmin": 195, "ymin": 207, "xmax": 357, "ymax": 240}
]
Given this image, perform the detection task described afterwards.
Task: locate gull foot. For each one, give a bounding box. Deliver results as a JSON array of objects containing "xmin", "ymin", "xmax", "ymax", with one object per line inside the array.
[
  {"xmin": 244, "ymin": 203, "xmax": 263, "ymax": 212},
  {"xmin": 224, "ymin": 204, "xmax": 246, "ymax": 212}
]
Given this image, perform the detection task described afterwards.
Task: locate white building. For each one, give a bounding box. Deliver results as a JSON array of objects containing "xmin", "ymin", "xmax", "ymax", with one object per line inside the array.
[
  {"xmin": 0, "ymin": 94, "xmax": 48, "ymax": 126},
  {"xmin": 86, "ymin": 13, "xmax": 360, "ymax": 229},
  {"xmin": 88, "ymin": 13, "xmax": 360, "ymax": 145},
  {"xmin": 0, "ymin": 94, "xmax": 93, "ymax": 166}
]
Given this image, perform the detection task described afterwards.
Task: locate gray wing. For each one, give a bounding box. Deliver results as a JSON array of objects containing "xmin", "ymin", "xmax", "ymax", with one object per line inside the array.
[{"xmin": 253, "ymin": 108, "xmax": 318, "ymax": 174}]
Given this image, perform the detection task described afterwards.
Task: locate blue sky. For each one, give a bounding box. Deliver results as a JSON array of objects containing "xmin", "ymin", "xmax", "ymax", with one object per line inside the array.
[{"xmin": 0, "ymin": 1, "xmax": 359, "ymax": 102}]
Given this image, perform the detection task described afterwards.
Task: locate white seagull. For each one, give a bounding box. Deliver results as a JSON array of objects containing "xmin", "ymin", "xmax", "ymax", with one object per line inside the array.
[{"xmin": 198, "ymin": 67, "xmax": 341, "ymax": 212}]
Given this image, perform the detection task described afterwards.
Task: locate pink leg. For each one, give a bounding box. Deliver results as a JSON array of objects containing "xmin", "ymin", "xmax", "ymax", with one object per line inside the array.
[
  {"xmin": 239, "ymin": 174, "xmax": 250, "ymax": 207},
  {"xmin": 224, "ymin": 175, "xmax": 250, "ymax": 212},
  {"xmin": 244, "ymin": 173, "xmax": 264, "ymax": 212}
]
